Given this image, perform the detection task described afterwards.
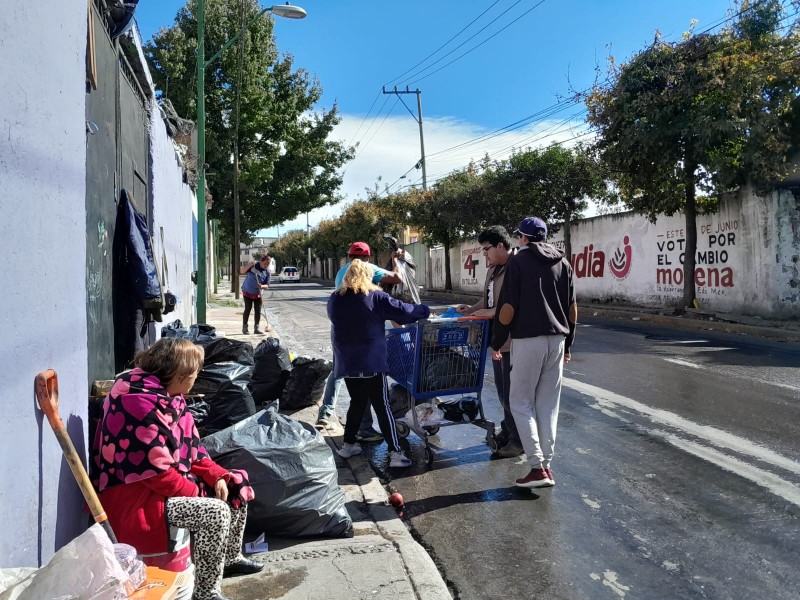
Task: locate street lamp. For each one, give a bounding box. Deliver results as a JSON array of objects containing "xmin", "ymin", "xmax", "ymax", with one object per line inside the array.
[{"xmin": 195, "ymin": 2, "xmax": 306, "ymax": 323}]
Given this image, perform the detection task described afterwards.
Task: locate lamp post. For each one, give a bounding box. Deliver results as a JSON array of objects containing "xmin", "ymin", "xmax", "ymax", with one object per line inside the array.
[{"xmin": 195, "ymin": 1, "xmax": 306, "ymax": 323}]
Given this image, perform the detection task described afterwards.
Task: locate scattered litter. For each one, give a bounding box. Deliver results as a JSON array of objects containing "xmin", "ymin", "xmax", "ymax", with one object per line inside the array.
[{"xmin": 244, "ymin": 533, "xmax": 269, "ymax": 554}]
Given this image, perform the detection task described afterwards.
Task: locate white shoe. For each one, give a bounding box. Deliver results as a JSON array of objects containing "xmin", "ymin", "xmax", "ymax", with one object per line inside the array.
[
  {"xmin": 389, "ymin": 451, "xmax": 412, "ymax": 468},
  {"xmin": 337, "ymin": 442, "xmax": 362, "ymax": 458}
]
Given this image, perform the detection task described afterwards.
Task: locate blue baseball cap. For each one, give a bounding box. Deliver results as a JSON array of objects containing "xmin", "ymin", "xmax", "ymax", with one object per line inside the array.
[{"xmin": 514, "ymin": 217, "xmax": 547, "ymax": 241}]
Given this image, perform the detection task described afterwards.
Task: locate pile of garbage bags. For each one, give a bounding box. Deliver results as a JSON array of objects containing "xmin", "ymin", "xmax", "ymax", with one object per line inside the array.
[
  {"xmin": 159, "ymin": 320, "xmax": 333, "ymax": 434},
  {"xmin": 202, "ymin": 408, "xmax": 353, "ymax": 538},
  {"xmin": 155, "ymin": 320, "xmax": 351, "ymax": 541}
]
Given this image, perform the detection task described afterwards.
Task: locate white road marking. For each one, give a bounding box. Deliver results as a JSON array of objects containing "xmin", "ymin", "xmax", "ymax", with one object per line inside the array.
[
  {"xmin": 663, "ymin": 357, "xmax": 703, "ymax": 369},
  {"xmin": 566, "ymin": 378, "xmax": 800, "ymax": 476},
  {"xmin": 568, "ymin": 378, "xmax": 800, "ymax": 507}
]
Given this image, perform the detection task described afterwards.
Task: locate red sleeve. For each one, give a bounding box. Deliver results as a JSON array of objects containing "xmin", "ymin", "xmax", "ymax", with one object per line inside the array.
[
  {"xmin": 140, "ymin": 469, "xmax": 199, "ymax": 498},
  {"xmin": 190, "ymin": 458, "xmax": 229, "ymax": 489}
]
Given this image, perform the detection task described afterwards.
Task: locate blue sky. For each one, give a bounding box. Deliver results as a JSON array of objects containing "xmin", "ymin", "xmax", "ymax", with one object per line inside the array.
[{"xmin": 136, "ymin": 0, "xmax": 736, "ymax": 236}]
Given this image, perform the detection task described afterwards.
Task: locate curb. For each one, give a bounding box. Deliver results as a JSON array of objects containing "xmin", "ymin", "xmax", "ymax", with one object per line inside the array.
[{"xmin": 324, "ymin": 433, "xmax": 453, "ymax": 600}]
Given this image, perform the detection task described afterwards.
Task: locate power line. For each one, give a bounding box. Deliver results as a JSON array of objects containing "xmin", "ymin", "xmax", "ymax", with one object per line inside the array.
[
  {"xmin": 395, "ymin": 0, "xmax": 527, "ymax": 87},
  {"xmin": 408, "ymin": 0, "xmax": 548, "ymax": 86},
  {"xmin": 383, "ymin": 0, "xmax": 503, "ymax": 88}
]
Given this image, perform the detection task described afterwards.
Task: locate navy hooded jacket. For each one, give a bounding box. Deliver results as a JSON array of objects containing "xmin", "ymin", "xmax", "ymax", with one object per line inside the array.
[{"xmin": 327, "ymin": 289, "xmax": 430, "ymax": 378}]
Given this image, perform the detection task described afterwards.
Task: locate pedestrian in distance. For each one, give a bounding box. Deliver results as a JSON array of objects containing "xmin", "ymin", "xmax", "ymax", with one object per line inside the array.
[
  {"xmin": 327, "ymin": 259, "xmax": 431, "ymax": 468},
  {"xmin": 491, "ymin": 217, "xmax": 577, "ymax": 489},
  {"xmin": 457, "ymin": 225, "xmax": 523, "ymax": 458},
  {"xmin": 240, "ymin": 253, "xmax": 271, "ymax": 335},
  {"xmin": 316, "ymin": 241, "xmax": 403, "ymax": 442},
  {"xmin": 93, "ymin": 338, "xmax": 262, "ymax": 600}
]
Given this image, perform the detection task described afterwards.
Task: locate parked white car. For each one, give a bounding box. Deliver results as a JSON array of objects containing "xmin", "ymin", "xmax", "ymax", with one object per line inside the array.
[{"xmin": 278, "ymin": 266, "xmax": 300, "ymax": 283}]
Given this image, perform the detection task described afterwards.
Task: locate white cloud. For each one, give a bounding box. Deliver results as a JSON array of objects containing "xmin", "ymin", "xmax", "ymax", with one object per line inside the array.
[{"xmin": 260, "ymin": 111, "xmax": 590, "ymax": 236}]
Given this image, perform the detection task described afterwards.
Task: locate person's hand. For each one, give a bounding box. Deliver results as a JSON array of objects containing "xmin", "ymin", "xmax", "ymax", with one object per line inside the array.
[
  {"xmin": 215, "ymin": 478, "xmax": 229, "ymax": 502},
  {"xmin": 472, "ymin": 309, "xmax": 494, "ymax": 318},
  {"xmin": 564, "ymin": 351, "xmax": 571, "ymax": 364},
  {"xmin": 456, "ymin": 304, "xmax": 471, "ymax": 314},
  {"xmin": 491, "ymin": 350, "xmax": 502, "ymax": 361}
]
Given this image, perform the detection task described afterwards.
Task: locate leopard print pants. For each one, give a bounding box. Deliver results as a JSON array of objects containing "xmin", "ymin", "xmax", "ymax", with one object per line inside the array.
[{"xmin": 165, "ymin": 497, "xmax": 248, "ymax": 600}]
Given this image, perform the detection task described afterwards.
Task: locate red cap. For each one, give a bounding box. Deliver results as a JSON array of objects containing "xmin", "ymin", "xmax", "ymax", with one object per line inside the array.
[{"xmin": 348, "ymin": 242, "xmax": 371, "ymax": 257}]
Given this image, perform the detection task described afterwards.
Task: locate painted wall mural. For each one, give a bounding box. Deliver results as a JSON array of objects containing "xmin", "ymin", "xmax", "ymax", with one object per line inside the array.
[{"xmin": 441, "ymin": 188, "xmax": 799, "ymax": 318}]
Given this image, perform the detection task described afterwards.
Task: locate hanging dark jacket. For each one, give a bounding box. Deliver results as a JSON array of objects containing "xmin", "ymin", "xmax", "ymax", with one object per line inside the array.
[{"xmin": 113, "ymin": 189, "xmax": 163, "ymax": 370}]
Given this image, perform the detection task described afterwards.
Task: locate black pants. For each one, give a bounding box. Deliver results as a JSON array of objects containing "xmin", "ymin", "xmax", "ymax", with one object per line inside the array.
[
  {"xmin": 243, "ymin": 296, "xmax": 261, "ymax": 328},
  {"xmin": 492, "ymin": 351, "xmax": 519, "ymax": 443},
  {"xmin": 343, "ymin": 375, "xmax": 401, "ymax": 452}
]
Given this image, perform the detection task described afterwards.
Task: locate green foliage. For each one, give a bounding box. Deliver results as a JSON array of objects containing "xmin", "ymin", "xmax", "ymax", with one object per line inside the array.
[
  {"xmin": 485, "ymin": 144, "xmax": 615, "ymax": 232},
  {"xmin": 269, "ymin": 229, "xmax": 308, "ymax": 270},
  {"xmin": 586, "ymin": 0, "xmax": 800, "ymax": 304},
  {"xmin": 145, "ymin": 0, "xmax": 353, "ymax": 244}
]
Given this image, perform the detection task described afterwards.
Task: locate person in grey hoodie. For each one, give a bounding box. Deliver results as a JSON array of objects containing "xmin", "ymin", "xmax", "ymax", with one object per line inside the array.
[{"xmin": 491, "ymin": 217, "xmax": 577, "ymax": 489}]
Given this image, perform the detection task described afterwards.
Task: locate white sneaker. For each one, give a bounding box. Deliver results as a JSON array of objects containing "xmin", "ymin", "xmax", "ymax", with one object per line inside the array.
[
  {"xmin": 337, "ymin": 442, "xmax": 362, "ymax": 458},
  {"xmin": 389, "ymin": 451, "xmax": 412, "ymax": 468}
]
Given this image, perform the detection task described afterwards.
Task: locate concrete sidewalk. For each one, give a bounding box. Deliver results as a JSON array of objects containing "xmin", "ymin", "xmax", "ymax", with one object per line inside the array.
[{"xmin": 205, "ymin": 289, "xmax": 453, "ymax": 600}]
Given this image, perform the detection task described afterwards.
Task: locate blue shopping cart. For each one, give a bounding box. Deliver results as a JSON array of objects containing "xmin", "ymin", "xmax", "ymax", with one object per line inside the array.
[{"xmin": 385, "ymin": 316, "xmax": 495, "ymax": 465}]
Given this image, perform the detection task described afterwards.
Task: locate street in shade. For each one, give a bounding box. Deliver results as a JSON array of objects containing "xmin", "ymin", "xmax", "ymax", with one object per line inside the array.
[{"xmin": 268, "ymin": 280, "xmax": 800, "ymax": 600}]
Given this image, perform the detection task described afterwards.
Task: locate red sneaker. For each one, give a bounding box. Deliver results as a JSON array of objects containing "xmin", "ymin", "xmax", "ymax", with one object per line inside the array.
[
  {"xmin": 515, "ymin": 468, "xmax": 554, "ymax": 489},
  {"xmin": 545, "ymin": 468, "xmax": 554, "ymax": 484}
]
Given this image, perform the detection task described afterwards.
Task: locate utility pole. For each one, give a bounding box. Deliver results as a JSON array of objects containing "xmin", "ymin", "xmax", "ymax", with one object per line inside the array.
[
  {"xmin": 196, "ymin": 0, "xmax": 207, "ymax": 322},
  {"xmin": 382, "ymin": 86, "xmax": 427, "ymax": 190},
  {"xmin": 231, "ymin": 0, "xmax": 246, "ymax": 300},
  {"xmin": 306, "ymin": 212, "xmax": 312, "ymax": 277}
]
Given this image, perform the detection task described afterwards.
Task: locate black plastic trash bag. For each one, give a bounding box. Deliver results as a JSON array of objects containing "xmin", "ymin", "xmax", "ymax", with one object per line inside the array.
[
  {"xmin": 185, "ymin": 397, "xmax": 210, "ymax": 429},
  {"xmin": 388, "ymin": 382, "xmax": 411, "ymax": 419},
  {"xmin": 197, "ymin": 337, "xmax": 254, "ymax": 366},
  {"xmin": 249, "ymin": 338, "xmax": 292, "ymax": 405},
  {"xmin": 190, "ymin": 362, "xmax": 256, "ymax": 435},
  {"xmin": 161, "ymin": 320, "xmax": 217, "ymax": 344},
  {"xmin": 202, "ymin": 408, "xmax": 353, "ymax": 539},
  {"xmin": 280, "ymin": 356, "xmax": 333, "ymax": 410},
  {"xmin": 420, "ymin": 348, "xmax": 477, "ymax": 392}
]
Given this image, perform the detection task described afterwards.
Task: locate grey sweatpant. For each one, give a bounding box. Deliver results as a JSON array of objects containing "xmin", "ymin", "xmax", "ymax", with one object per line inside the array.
[{"xmin": 508, "ymin": 335, "xmax": 565, "ymax": 469}]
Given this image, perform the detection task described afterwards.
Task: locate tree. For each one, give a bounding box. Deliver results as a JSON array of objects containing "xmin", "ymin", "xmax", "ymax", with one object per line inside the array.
[
  {"xmin": 587, "ymin": 1, "xmax": 800, "ymax": 306},
  {"xmin": 145, "ymin": 0, "xmax": 353, "ymax": 243},
  {"xmin": 269, "ymin": 230, "xmax": 308, "ymax": 272},
  {"xmin": 487, "ymin": 144, "xmax": 614, "ymax": 259},
  {"xmin": 402, "ymin": 168, "xmax": 482, "ymax": 290}
]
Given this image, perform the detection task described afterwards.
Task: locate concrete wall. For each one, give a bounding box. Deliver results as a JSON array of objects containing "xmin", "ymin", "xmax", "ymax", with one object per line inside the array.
[
  {"xmin": 149, "ymin": 96, "xmax": 197, "ymax": 332},
  {"xmin": 427, "ymin": 189, "xmax": 800, "ymax": 319},
  {"xmin": 0, "ymin": 0, "xmax": 89, "ymax": 567}
]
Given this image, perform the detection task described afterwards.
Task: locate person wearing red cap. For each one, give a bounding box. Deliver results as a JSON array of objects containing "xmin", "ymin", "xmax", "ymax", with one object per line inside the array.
[
  {"xmin": 491, "ymin": 217, "xmax": 577, "ymax": 490},
  {"xmin": 316, "ymin": 241, "xmax": 404, "ymax": 439}
]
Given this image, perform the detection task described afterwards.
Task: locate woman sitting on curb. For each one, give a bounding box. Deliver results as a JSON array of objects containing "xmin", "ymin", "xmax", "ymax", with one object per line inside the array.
[
  {"xmin": 327, "ymin": 259, "xmax": 431, "ymax": 467},
  {"xmin": 93, "ymin": 338, "xmax": 262, "ymax": 600}
]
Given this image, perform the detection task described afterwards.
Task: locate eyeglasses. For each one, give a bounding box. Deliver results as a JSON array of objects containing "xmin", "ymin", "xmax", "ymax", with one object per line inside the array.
[{"xmin": 481, "ymin": 245, "xmax": 495, "ymax": 253}]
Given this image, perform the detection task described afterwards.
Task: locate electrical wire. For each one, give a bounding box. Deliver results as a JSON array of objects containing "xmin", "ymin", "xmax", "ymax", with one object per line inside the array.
[
  {"xmin": 383, "ymin": 0, "xmax": 503, "ymax": 88},
  {"xmin": 408, "ymin": 0, "xmax": 548, "ymax": 86},
  {"xmin": 395, "ymin": 0, "xmax": 527, "ymax": 87}
]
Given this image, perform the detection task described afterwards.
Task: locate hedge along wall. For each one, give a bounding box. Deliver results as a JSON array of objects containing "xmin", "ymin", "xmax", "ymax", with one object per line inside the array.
[{"xmin": 429, "ymin": 187, "xmax": 800, "ymax": 319}]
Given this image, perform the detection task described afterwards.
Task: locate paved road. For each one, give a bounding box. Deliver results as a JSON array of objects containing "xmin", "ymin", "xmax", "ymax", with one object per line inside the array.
[{"xmin": 266, "ymin": 281, "xmax": 800, "ymax": 600}]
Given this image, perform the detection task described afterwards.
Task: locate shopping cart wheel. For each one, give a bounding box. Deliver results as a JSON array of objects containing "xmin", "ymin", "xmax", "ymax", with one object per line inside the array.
[
  {"xmin": 423, "ymin": 425, "xmax": 440, "ymax": 436},
  {"xmin": 395, "ymin": 421, "xmax": 410, "ymax": 438},
  {"xmin": 487, "ymin": 432, "xmax": 499, "ymax": 453},
  {"xmin": 424, "ymin": 446, "xmax": 434, "ymax": 466}
]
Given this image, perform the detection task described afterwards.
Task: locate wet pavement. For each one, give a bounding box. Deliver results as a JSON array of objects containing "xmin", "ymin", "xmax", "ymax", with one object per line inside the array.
[{"xmin": 261, "ymin": 280, "xmax": 800, "ymax": 600}]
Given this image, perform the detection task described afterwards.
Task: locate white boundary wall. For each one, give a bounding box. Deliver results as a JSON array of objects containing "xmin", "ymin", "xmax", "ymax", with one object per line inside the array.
[
  {"xmin": 430, "ymin": 188, "xmax": 800, "ymax": 319},
  {"xmin": 0, "ymin": 0, "xmax": 89, "ymax": 567},
  {"xmin": 148, "ymin": 102, "xmax": 198, "ymax": 332}
]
